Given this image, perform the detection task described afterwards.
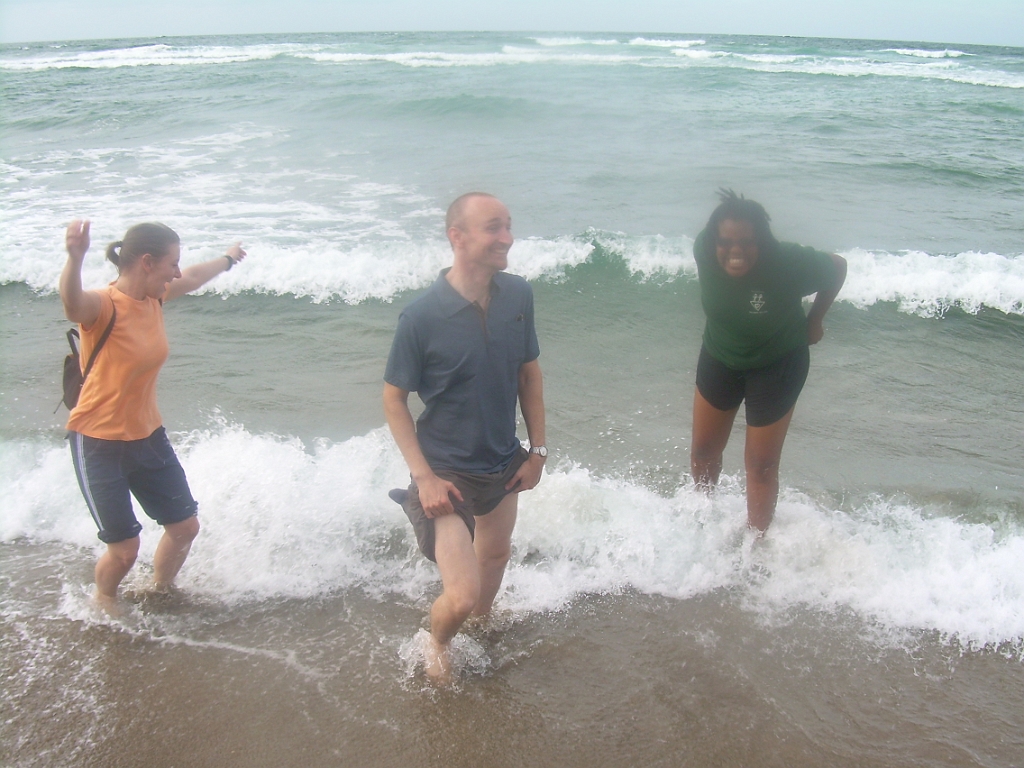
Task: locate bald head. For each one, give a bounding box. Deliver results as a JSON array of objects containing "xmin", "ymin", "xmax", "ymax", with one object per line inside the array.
[
  {"xmin": 444, "ymin": 192, "xmax": 513, "ymax": 274},
  {"xmin": 446, "ymin": 192, "xmax": 499, "ymax": 233}
]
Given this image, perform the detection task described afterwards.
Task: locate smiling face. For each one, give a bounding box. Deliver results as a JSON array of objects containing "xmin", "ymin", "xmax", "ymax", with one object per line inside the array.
[
  {"xmin": 715, "ymin": 218, "xmax": 759, "ymax": 278},
  {"xmin": 449, "ymin": 195, "xmax": 513, "ymax": 273},
  {"xmin": 144, "ymin": 243, "xmax": 182, "ymax": 299}
]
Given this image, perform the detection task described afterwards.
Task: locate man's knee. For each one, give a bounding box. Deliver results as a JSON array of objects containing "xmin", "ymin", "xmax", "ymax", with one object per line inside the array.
[{"xmin": 444, "ymin": 581, "xmax": 481, "ymax": 618}]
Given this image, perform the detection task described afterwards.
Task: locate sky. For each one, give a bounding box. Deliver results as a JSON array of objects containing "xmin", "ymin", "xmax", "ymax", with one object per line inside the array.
[{"xmin": 0, "ymin": 0, "xmax": 1022, "ymax": 47}]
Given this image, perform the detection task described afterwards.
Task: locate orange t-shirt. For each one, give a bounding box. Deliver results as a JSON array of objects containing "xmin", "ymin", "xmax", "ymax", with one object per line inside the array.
[{"xmin": 66, "ymin": 285, "xmax": 169, "ymax": 441}]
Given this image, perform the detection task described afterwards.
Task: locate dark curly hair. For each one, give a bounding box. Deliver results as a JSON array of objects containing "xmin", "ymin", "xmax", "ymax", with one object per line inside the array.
[{"xmin": 703, "ymin": 189, "xmax": 778, "ymax": 255}]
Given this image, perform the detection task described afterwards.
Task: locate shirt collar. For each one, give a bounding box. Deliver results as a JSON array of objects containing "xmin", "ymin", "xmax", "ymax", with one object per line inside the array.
[{"xmin": 434, "ymin": 268, "xmax": 501, "ymax": 318}]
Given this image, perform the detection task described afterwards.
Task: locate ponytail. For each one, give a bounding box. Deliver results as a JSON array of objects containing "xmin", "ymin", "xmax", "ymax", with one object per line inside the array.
[
  {"xmin": 106, "ymin": 223, "xmax": 179, "ymax": 273},
  {"xmin": 106, "ymin": 240, "xmax": 123, "ymax": 267}
]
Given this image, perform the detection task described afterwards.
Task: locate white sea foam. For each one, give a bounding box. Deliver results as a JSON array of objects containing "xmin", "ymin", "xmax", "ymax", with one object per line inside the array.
[
  {"xmin": 0, "ymin": 42, "xmax": 647, "ymax": 72},
  {"xmin": 0, "ymin": 42, "xmax": 308, "ymax": 70},
  {"xmin": 884, "ymin": 48, "xmax": 971, "ymax": 58},
  {"xmin": 732, "ymin": 52, "xmax": 806, "ymax": 65},
  {"xmin": 180, "ymin": 235, "xmax": 593, "ymax": 303},
  {"xmin": 399, "ymin": 629, "xmax": 491, "ymax": 682},
  {"xmin": 0, "ymin": 129, "xmax": 447, "ymax": 302},
  {"xmin": 840, "ymin": 248, "xmax": 1024, "ymax": 317},
  {"xmin": 590, "ymin": 231, "xmax": 697, "ymax": 278},
  {"xmin": 733, "ymin": 53, "xmax": 1021, "ymax": 89},
  {"xmin": 297, "ymin": 49, "xmax": 640, "ymax": 68},
  {"xmin": 629, "ymin": 38, "xmax": 707, "ymax": 48},
  {"xmin": 2, "ymin": 126, "xmax": 1021, "ymax": 312},
  {"xmin": 0, "ymin": 227, "xmax": 591, "ymax": 305},
  {"xmin": 3, "ymin": 39, "xmax": 1017, "ymax": 89},
  {"xmin": 531, "ymin": 37, "xmax": 622, "ymax": 47},
  {"xmin": 671, "ymin": 48, "xmax": 725, "ymax": 61},
  {"xmin": 649, "ymin": 49, "xmax": 1023, "ymax": 89},
  {"xmin": 0, "ymin": 126, "xmax": 596, "ymax": 302},
  {"xmin": 5, "ymin": 181, "xmax": 1024, "ymax": 312},
  {"xmin": 2, "ymin": 426, "xmax": 1022, "ymax": 649}
]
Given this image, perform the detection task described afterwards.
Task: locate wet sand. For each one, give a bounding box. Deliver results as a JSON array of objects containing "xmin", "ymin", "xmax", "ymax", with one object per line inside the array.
[{"xmin": 3, "ymin": 543, "xmax": 1022, "ymax": 768}]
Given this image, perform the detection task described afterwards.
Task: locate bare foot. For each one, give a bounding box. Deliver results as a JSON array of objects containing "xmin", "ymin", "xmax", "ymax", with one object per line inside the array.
[
  {"xmin": 147, "ymin": 580, "xmax": 183, "ymax": 596},
  {"xmin": 423, "ymin": 636, "xmax": 453, "ymax": 686},
  {"xmin": 463, "ymin": 608, "xmax": 513, "ymax": 637},
  {"xmin": 136, "ymin": 582, "xmax": 186, "ymax": 610},
  {"xmin": 90, "ymin": 591, "xmax": 123, "ymax": 619},
  {"xmin": 461, "ymin": 613, "xmax": 489, "ymax": 632}
]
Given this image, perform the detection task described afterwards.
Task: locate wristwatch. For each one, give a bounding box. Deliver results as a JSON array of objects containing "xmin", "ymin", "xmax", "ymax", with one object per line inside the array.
[{"xmin": 529, "ymin": 445, "xmax": 548, "ymax": 458}]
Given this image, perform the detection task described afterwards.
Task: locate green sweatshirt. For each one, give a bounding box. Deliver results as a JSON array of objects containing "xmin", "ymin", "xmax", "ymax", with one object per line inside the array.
[{"xmin": 694, "ymin": 228, "xmax": 837, "ymax": 370}]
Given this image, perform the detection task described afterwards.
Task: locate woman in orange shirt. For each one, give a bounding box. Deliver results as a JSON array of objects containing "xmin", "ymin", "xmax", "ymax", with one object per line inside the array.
[{"xmin": 60, "ymin": 219, "xmax": 245, "ymax": 613}]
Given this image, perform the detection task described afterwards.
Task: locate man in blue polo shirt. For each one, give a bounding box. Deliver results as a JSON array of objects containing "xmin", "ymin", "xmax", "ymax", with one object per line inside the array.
[{"xmin": 383, "ymin": 192, "xmax": 547, "ymax": 683}]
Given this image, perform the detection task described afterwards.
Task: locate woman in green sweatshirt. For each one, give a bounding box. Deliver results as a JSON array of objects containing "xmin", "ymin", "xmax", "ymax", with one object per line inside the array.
[{"xmin": 690, "ymin": 190, "xmax": 847, "ymax": 532}]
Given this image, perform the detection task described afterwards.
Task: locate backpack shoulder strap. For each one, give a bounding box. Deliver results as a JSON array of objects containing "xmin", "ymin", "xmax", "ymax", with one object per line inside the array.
[{"xmin": 81, "ymin": 304, "xmax": 117, "ymax": 380}]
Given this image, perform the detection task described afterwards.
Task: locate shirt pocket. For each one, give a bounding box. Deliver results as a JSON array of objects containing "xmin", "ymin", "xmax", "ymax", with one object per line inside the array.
[{"xmin": 496, "ymin": 315, "xmax": 527, "ymax": 368}]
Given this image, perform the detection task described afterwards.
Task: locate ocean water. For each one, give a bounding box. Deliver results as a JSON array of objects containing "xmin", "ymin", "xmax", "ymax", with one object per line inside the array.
[{"xmin": 2, "ymin": 32, "xmax": 1024, "ymax": 767}]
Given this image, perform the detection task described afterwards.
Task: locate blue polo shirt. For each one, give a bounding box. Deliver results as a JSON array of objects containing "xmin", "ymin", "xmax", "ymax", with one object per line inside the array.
[{"xmin": 385, "ymin": 269, "xmax": 540, "ymax": 474}]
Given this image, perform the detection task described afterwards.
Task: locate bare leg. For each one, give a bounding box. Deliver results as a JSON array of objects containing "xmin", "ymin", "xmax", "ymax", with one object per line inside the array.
[
  {"xmin": 471, "ymin": 492, "xmax": 518, "ymax": 616},
  {"xmin": 691, "ymin": 387, "xmax": 739, "ymax": 492},
  {"xmin": 152, "ymin": 516, "xmax": 200, "ymax": 590},
  {"xmin": 427, "ymin": 514, "xmax": 481, "ymax": 683},
  {"xmin": 94, "ymin": 536, "xmax": 140, "ymax": 613},
  {"xmin": 744, "ymin": 407, "xmax": 795, "ymax": 532}
]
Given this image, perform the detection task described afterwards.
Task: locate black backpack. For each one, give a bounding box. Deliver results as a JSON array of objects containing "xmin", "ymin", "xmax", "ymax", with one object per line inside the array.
[{"xmin": 58, "ymin": 308, "xmax": 116, "ymax": 412}]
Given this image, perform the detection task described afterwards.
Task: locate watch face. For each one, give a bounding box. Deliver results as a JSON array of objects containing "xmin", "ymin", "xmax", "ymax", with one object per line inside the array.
[{"xmin": 532, "ymin": 446, "xmax": 547, "ymax": 457}]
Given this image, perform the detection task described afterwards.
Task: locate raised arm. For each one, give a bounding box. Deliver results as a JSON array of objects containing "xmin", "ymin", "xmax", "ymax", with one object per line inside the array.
[
  {"xmin": 163, "ymin": 243, "xmax": 246, "ymax": 302},
  {"xmin": 807, "ymin": 253, "xmax": 848, "ymax": 345},
  {"xmin": 60, "ymin": 219, "xmax": 103, "ymax": 326},
  {"xmin": 383, "ymin": 382, "xmax": 462, "ymax": 518},
  {"xmin": 507, "ymin": 358, "xmax": 546, "ymax": 491}
]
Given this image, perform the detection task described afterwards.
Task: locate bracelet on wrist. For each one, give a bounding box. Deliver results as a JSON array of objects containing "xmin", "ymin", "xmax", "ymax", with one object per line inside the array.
[{"xmin": 223, "ymin": 254, "xmax": 235, "ymax": 271}]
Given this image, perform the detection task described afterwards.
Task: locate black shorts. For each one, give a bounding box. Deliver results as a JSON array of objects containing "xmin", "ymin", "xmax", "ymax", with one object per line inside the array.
[
  {"xmin": 695, "ymin": 344, "xmax": 810, "ymax": 427},
  {"xmin": 389, "ymin": 448, "xmax": 529, "ymax": 563},
  {"xmin": 69, "ymin": 427, "xmax": 198, "ymax": 544}
]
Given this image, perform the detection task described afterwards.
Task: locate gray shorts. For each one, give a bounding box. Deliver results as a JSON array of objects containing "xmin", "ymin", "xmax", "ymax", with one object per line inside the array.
[
  {"xmin": 389, "ymin": 448, "xmax": 528, "ymax": 562},
  {"xmin": 69, "ymin": 427, "xmax": 198, "ymax": 544}
]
